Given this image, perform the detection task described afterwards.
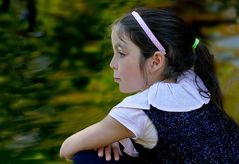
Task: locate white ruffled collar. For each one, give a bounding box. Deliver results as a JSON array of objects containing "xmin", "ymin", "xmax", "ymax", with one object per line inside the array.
[{"xmin": 114, "ymin": 69, "xmax": 210, "ymax": 112}]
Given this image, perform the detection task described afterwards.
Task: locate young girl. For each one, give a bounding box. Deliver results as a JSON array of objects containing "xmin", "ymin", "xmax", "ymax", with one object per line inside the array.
[{"xmin": 60, "ymin": 8, "xmax": 239, "ymax": 163}]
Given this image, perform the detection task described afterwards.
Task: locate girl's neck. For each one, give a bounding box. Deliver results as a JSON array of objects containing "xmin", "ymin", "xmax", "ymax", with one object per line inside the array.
[
  {"xmin": 140, "ymin": 77, "xmax": 176, "ymax": 92},
  {"xmin": 161, "ymin": 78, "xmax": 176, "ymax": 83}
]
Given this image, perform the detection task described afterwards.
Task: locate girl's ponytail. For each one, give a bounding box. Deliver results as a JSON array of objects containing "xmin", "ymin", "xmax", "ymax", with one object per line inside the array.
[{"xmin": 194, "ymin": 43, "xmax": 223, "ymax": 110}]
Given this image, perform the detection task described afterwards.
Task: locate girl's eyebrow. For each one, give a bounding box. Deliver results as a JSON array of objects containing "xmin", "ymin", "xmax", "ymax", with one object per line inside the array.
[{"xmin": 114, "ymin": 43, "xmax": 127, "ymax": 51}]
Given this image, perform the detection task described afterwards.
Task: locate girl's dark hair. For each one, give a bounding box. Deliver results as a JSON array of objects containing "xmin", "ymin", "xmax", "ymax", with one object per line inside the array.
[{"xmin": 112, "ymin": 8, "xmax": 223, "ymax": 110}]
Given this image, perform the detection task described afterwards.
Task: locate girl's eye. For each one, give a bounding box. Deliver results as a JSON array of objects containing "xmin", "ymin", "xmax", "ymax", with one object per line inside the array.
[{"xmin": 118, "ymin": 52, "xmax": 126, "ymax": 57}]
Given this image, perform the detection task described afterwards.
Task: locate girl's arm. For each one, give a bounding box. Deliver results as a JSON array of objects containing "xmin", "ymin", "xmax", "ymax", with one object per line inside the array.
[{"xmin": 59, "ymin": 115, "xmax": 134, "ymax": 159}]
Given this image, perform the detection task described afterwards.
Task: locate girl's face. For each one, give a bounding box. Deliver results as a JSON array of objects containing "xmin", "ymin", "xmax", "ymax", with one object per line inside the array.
[{"xmin": 110, "ymin": 29, "xmax": 145, "ymax": 93}]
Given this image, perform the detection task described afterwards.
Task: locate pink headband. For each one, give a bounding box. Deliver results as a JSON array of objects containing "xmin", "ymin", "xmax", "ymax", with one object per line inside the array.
[{"xmin": 131, "ymin": 11, "xmax": 166, "ymax": 54}]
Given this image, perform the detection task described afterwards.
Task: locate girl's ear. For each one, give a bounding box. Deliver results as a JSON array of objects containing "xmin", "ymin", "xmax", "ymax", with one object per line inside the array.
[{"xmin": 147, "ymin": 51, "xmax": 166, "ymax": 73}]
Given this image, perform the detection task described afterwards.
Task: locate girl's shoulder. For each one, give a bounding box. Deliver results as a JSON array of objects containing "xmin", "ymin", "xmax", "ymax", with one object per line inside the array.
[{"xmin": 109, "ymin": 106, "xmax": 149, "ymax": 139}]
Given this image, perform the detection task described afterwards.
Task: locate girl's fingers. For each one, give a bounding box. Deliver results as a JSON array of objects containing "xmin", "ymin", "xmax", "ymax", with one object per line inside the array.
[
  {"xmin": 105, "ymin": 145, "xmax": 111, "ymax": 161},
  {"xmin": 112, "ymin": 142, "xmax": 121, "ymax": 161},
  {"xmin": 98, "ymin": 147, "xmax": 104, "ymax": 157},
  {"xmin": 98, "ymin": 142, "xmax": 121, "ymax": 161}
]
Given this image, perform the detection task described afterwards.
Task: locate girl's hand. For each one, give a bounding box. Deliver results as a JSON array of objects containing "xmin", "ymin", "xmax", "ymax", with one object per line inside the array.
[{"xmin": 97, "ymin": 142, "xmax": 122, "ymax": 161}]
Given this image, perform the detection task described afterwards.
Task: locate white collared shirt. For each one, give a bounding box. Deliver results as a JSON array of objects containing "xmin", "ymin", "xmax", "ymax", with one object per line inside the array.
[{"xmin": 109, "ymin": 69, "xmax": 210, "ymax": 157}]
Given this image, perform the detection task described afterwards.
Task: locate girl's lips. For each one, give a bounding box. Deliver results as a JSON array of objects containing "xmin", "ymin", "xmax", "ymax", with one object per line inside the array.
[{"xmin": 114, "ymin": 78, "xmax": 120, "ymax": 82}]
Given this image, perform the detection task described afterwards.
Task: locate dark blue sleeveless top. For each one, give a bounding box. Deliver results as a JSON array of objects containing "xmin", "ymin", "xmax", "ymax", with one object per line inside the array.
[{"xmin": 132, "ymin": 101, "xmax": 239, "ymax": 163}]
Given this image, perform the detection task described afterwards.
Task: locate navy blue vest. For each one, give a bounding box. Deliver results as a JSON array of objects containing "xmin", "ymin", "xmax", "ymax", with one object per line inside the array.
[{"xmin": 132, "ymin": 101, "xmax": 239, "ymax": 163}]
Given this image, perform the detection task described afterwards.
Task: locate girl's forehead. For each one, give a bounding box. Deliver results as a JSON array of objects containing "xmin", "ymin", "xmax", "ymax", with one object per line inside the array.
[{"xmin": 111, "ymin": 30, "xmax": 130, "ymax": 50}]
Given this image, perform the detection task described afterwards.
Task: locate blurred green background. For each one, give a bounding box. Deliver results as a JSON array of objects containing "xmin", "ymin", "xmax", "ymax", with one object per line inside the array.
[{"xmin": 0, "ymin": 0, "xmax": 238, "ymax": 163}]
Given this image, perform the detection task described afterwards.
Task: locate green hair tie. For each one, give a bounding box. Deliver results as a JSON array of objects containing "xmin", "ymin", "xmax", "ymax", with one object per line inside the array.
[{"xmin": 192, "ymin": 38, "xmax": 200, "ymax": 49}]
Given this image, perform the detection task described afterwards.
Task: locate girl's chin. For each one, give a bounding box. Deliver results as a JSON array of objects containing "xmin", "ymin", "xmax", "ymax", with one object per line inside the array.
[{"xmin": 119, "ymin": 86, "xmax": 141, "ymax": 94}]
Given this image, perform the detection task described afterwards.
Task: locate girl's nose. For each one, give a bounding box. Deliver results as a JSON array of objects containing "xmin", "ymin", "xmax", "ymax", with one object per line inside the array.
[{"xmin": 110, "ymin": 55, "xmax": 117, "ymax": 70}]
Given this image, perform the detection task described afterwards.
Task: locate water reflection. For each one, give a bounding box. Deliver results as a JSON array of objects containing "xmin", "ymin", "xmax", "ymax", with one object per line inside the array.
[
  {"xmin": 211, "ymin": 33, "xmax": 239, "ymax": 124},
  {"xmin": 213, "ymin": 35, "xmax": 239, "ymax": 67},
  {"xmin": 214, "ymin": 35, "xmax": 239, "ymax": 49}
]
